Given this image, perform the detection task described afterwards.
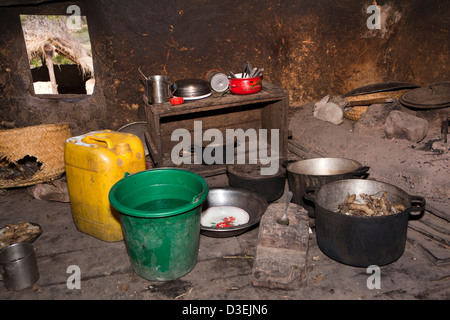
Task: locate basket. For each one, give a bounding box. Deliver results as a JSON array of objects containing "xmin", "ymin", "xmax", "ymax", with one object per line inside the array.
[
  {"xmin": 344, "ymin": 106, "xmax": 368, "ymax": 121},
  {"xmin": 343, "ymin": 89, "xmax": 411, "ymax": 121},
  {"xmin": 0, "ymin": 124, "xmax": 72, "ymax": 188}
]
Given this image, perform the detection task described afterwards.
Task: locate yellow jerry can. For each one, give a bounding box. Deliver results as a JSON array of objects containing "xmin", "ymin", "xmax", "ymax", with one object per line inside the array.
[{"xmin": 64, "ymin": 130, "xmax": 146, "ymax": 241}]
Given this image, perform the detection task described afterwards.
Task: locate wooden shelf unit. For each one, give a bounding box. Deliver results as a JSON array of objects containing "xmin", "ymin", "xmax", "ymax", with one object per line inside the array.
[{"xmin": 144, "ymin": 80, "xmax": 289, "ymax": 176}]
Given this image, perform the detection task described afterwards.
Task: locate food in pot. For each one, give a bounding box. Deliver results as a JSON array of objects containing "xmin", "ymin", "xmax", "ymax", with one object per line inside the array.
[
  {"xmin": 0, "ymin": 222, "xmax": 41, "ymax": 249},
  {"xmin": 336, "ymin": 192, "xmax": 406, "ymax": 217}
]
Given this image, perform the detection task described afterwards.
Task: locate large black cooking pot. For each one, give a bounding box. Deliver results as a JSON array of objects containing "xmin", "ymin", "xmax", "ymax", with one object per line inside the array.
[
  {"xmin": 305, "ymin": 179, "xmax": 425, "ymax": 267},
  {"xmin": 227, "ymin": 163, "xmax": 286, "ymax": 202},
  {"xmin": 286, "ymin": 158, "xmax": 370, "ymax": 217}
]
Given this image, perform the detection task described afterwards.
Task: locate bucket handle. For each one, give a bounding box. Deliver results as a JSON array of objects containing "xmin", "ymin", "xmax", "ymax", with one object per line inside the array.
[{"xmin": 191, "ymin": 185, "xmax": 208, "ymax": 204}]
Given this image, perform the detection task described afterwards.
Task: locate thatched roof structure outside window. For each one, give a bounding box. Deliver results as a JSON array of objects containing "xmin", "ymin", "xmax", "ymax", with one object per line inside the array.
[{"xmin": 21, "ymin": 15, "xmax": 94, "ymax": 94}]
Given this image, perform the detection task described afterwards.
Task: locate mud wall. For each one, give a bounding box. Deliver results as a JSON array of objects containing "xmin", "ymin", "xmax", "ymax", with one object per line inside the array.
[{"xmin": 0, "ymin": 0, "xmax": 448, "ymax": 135}]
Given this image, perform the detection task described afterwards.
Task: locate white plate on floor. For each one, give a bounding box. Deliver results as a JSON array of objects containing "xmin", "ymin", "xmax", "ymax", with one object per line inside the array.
[{"xmin": 201, "ymin": 206, "xmax": 250, "ymax": 228}]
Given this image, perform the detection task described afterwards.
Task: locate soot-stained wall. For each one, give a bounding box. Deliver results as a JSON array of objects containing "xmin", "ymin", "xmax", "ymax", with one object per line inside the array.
[{"xmin": 0, "ymin": 0, "xmax": 448, "ymax": 135}]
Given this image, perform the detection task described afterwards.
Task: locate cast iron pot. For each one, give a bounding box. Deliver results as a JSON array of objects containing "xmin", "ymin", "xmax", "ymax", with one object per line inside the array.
[
  {"xmin": 304, "ymin": 179, "xmax": 425, "ymax": 267},
  {"xmin": 286, "ymin": 158, "xmax": 370, "ymax": 217},
  {"xmin": 227, "ymin": 163, "xmax": 286, "ymax": 202},
  {"xmin": 191, "ymin": 139, "xmax": 237, "ymax": 165}
]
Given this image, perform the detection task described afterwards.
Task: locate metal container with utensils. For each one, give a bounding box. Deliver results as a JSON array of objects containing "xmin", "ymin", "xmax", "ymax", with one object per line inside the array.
[{"xmin": 0, "ymin": 243, "xmax": 39, "ymax": 291}]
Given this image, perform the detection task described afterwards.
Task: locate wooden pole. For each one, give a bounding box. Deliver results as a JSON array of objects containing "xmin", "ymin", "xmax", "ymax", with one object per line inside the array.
[{"xmin": 44, "ymin": 43, "xmax": 58, "ymax": 94}]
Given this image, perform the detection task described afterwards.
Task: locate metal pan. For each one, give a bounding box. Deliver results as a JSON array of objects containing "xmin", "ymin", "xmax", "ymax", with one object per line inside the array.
[{"xmin": 343, "ymin": 81, "xmax": 419, "ymax": 97}]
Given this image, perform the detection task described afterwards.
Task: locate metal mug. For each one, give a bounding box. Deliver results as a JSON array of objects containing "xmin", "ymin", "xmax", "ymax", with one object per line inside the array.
[
  {"xmin": 0, "ymin": 243, "xmax": 40, "ymax": 291},
  {"xmin": 146, "ymin": 75, "xmax": 177, "ymax": 104}
]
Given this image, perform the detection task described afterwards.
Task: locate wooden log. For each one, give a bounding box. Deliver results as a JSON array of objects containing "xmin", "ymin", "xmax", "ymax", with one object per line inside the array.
[
  {"xmin": 252, "ymin": 202, "xmax": 309, "ymax": 290},
  {"xmin": 44, "ymin": 43, "xmax": 58, "ymax": 94},
  {"xmin": 288, "ymin": 139, "xmax": 324, "ymax": 159}
]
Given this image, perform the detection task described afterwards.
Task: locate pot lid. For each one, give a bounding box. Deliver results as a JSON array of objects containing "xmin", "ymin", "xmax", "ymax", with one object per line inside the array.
[
  {"xmin": 173, "ymin": 79, "xmax": 211, "ymax": 99},
  {"xmin": 400, "ymin": 82, "xmax": 450, "ymax": 109}
]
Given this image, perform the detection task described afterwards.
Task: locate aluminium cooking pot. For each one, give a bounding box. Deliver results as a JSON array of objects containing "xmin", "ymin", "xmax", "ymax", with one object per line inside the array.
[
  {"xmin": 286, "ymin": 158, "xmax": 370, "ymax": 217},
  {"xmin": 304, "ymin": 179, "xmax": 425, "ymax": 267}
]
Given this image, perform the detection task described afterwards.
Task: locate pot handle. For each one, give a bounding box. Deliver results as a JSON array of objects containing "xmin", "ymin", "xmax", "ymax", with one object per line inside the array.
[
  {"xmin": 407, "ymin": 195, "xmax": 426, "ymax": 216},
  {"xmin": 352, "ymin": 166, "xmax": 370, "ymax": 177},
  {"xmin": 281, "ymin": 159, "xmax": 298, "ymax": 168},
  {"xmin": 303, "ymin": 187, "xmax": 316, "ymax": 203}
]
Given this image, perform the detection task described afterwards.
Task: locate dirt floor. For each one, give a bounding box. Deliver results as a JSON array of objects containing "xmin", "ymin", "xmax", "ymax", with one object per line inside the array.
[{"xmin": 0, "ymin": 174, "xmax": 449, "ymax": 302}]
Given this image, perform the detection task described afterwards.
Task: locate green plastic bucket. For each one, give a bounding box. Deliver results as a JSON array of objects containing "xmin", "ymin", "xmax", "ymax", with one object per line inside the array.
[{"xmin": 109, "ymin": 168, "xmax": 209, "ymax": 281}]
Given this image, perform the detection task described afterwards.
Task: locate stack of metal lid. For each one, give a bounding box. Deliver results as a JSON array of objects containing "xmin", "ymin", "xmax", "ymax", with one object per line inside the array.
[{"xmin": 173, "ymin": 79, "xmax": 212, "ymax": 100}]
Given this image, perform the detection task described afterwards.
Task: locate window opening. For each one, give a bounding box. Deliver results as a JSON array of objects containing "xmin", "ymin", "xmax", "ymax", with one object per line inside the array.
[{"xmin": 20, "ymin": 14, "xmax": 95, "ymax": 95}]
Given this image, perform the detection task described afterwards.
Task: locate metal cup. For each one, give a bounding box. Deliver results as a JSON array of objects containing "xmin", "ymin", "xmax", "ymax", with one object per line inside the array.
[
  {"xmin": 0, "ymin": 243, "xmax": 40, "ymax": 291},
  {"xmin": 146, "ymin": 75, "xmax": 176, "ymax": 104}
]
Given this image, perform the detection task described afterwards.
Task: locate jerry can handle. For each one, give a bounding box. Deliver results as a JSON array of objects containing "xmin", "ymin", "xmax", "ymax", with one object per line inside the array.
[{"xmin": 84, "ymin": 135, "xmax": 114, "ymax": 149}]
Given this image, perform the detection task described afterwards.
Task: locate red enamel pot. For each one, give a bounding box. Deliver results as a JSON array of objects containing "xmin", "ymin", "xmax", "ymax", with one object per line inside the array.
[{"xmin": 229, "ymin": 75, "xmax": 262, "ymax": 95}]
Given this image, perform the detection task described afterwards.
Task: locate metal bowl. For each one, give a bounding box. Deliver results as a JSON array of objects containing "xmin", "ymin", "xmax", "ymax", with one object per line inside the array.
[{"xmin": 200, "ymin": 188, "xmax": 268, "ymax": 238}]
